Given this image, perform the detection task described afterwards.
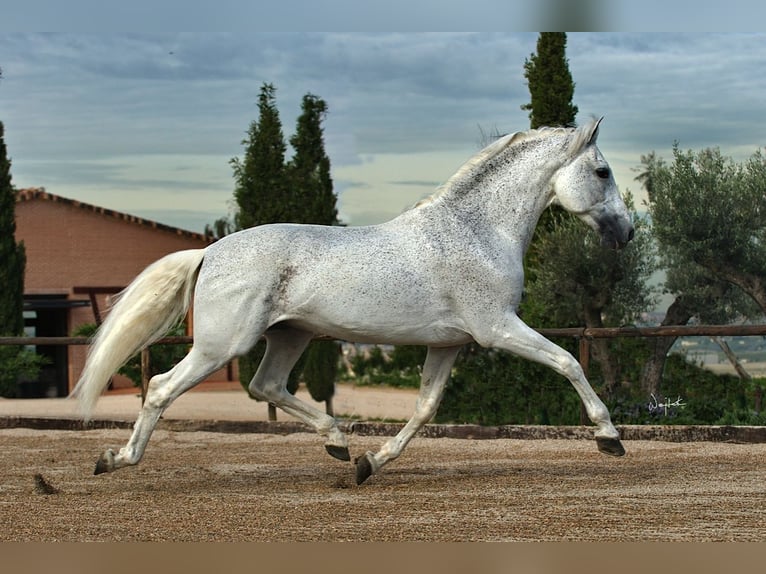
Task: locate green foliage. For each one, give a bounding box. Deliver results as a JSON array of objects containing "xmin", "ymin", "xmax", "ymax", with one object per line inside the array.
[
  {"xmin": 521, "ymin": 33, "xmax": 578, "ymax": 129},
  {"xmin": 389, "ymin": 345, "xmax": 427, "ymax": 375},
  {"xmin": 440, "ymin": 34, "xmax": 656, "ymax": 424},
  {"xmin": 203, "ymin": 216, "xmax": 235, "ymax": 241},
  {"xmin": 347, "ymin": 345, "xmax": 424, "ymax": 389},
  {"xmin": 0, "ymin": 121, "xmax": 26, "ymax": 338},
  {"xmin": 650, "ymin": 147, "xmax": 766, "ymax": 263},
  {"xmin": 438, "ymin": 336, "xmax": 766, "ymax": 426},
  {"xmin": 288, "ymin": 94, "xmax": 338, "ymax": 226},
  {"xmin": 237, "ymin": 340, "xmax": 264, "ymax": 394},
  {"xmin": 607, "ymin": 354, "xmax": 766, "ymax": 425},
  {"xmin": 0, "ymin": 345, "xmax": 47, "ymax": 398},
  {"xmin": 436, "ymin": 343, "xmax": 582, "ymax": 426},
  {"xmin": 302, "ymin": 340, "xmax": 340, "ymax": 402},
  {"xmin": 348, "ymin": 345, "xmax": 386, "ymax": 377},
  {"xmin": 0, "ymin": 120, "xmax": 37, "ymax": 397},
  {"xmin": 73, "ymin": 322, "xmax": 189, "ymax": 386},
  {"xmin": 231, "ymin": 83, "xmax": 290, "ymax": 228},
  {"xmin": 229, "ymin": 84, "xmax": 340, "ymax": 402},
  {"xmin": 525, "ymin": 193, "xmax": 657, "ymax": 329},
  {"xmin": 286, "ymin": 93, "xmax": 340, "ymax": 403},
  {"xmin": 645, "ymin": 145, "xmax": 766, "ymax": 314}
]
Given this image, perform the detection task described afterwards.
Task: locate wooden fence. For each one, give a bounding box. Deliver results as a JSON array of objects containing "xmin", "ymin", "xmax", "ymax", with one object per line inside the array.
[{"xmin": 2, "ymin": 324, "xmax": 766, "ymax": 401}]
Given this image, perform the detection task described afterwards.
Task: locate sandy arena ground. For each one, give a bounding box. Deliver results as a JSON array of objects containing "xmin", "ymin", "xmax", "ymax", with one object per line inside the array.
[
  {"xmin": 0, "ymin": 383, "xmax": 421, "ymax": 423},
  {"xmin": 1, "ymin": 425, "xmax": 764, "ymax": 542}
]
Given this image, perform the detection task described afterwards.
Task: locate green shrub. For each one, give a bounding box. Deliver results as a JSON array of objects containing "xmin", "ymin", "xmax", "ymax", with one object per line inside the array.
[
  {"xmin": 0, "ymin": 345, "xmax": 47, "ymax": 398},
  {"xmin": 347, "ymin": 345, "xmax": 424, "ymax": 389},
  {"xmin": 436, "ymin": 343, "xmax": 582, "ymax": 426}
]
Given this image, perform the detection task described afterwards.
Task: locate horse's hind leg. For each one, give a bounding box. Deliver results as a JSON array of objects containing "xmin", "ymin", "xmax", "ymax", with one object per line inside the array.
[
  {"xmin": 355, "ymin": 345, "xmax": 461, "ymax": 485},
  {"xmin": 248, "ymin": 327, "xmax": 350, "ymax": 461},
  {"xmin": 94, "ymin": 347, "xmax": 226, "ymax": 474}
]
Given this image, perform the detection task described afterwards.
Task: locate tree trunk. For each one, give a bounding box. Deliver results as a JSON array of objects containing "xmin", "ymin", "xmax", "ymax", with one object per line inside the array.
[
  {"xmin": 590, "ymin": 338, "xmax": 618, "ymax": 398},
  {"xmin": 582, "ymin": 306, "xmax": 618, "ymax": 398},
  {"xmin": 639, "ymin": 297, "xmax": 693, "ymax": 396},
  {"xmin": 710, "ymin": 336, "xmax": 752, "ymax": 381},
  {"xmin": 706, "ymin": 260, "xmax": 766, "ymax": 315}
]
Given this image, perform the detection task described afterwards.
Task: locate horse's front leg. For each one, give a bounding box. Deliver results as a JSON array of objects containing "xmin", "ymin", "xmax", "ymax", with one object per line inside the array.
[
  {"xmin": 355, "ymin": 345, "xmax": 461, "ymax": 485},
  {"xmin": 476, "ymin": 313, "xmax": 624, "ymax": 455}
]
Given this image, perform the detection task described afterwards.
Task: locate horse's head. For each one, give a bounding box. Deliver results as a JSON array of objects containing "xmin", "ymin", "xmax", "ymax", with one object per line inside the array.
[{"xmin": 551, "ymin": 118, "xmax": 634, "ymax": 250}]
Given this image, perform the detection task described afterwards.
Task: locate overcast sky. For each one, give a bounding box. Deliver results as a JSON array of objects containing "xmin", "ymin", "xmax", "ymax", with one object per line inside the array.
[{"xmin": 2, "ymin": 31, "xmax": 766, "ymax": 233}]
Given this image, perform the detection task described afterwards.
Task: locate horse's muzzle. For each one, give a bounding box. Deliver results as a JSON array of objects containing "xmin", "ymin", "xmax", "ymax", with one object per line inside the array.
[{"xmin": 600, "ymin": 220, "xmax": 634, "ymax": 251}]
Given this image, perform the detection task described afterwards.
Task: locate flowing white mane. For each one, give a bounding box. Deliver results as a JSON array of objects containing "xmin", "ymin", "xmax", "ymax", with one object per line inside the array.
[{"xmin": 411, "ymin": 118, "xmax": 599, "ymax": 210}]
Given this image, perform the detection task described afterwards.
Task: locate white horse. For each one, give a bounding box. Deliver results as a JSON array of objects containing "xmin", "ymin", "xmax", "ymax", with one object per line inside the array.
[{"xmin": 73, "ymin": 117, "xmax": 634, "ymax": 485}]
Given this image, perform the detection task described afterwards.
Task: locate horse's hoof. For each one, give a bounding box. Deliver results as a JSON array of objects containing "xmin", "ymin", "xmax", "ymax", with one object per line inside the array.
[
  {"xmin": 355, "ymin": 452, "xmax": 375, "ymax": 485},
  {"xmin": 94, "ymin": 450, "xmax": 115, "ymax": 475},
  {"xmin": 325, "ymin": 444, "xmax": 351, "ymax": 462},
  {"xmin": 596, "ymin": 437, "xmax": 626, "ymax": 457}
]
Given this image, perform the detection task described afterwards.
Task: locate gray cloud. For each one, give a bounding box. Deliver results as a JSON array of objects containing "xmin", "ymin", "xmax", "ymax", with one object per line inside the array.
[
  {"xmin": 3, "ymin": 32, "xmax": 766, "ymax": 232},
  {"xmin": 569, "ymin": 33, "xmax": 766, "ymax": 155}
]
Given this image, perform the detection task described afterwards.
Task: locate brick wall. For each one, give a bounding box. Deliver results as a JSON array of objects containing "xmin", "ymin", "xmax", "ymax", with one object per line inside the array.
[{"xmin": 15, "ymin": 191, "xmax": 237, "ymax": 393}]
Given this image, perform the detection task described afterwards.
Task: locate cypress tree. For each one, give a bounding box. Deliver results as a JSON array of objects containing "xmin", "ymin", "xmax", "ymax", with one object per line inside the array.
[
  {"xmin": 302, "ymin": 340, "xmax": 340, "ymax": 415},
  {"xmin": 288, "ymin": 94, "xmax": 338, "ymax": 225},
  {"xmin": 0, "ymin": 120, "xmax": 28, "ymax": 397},
  {"xmin": 231, "ymin": 84, "xmax": 296, "ymax": 412},
  {"xmin": 288, "ymin": 94, "xmax": 340, "ymax": 414},
  {"xmin": 440, "ymin": 33, "xmax": 583, "ymax": 424},
  {"xmin": 231, "ymin": 85, "xmax": 342, "ymax": 416},
  {"xmin": 231, "ymin": 83, "xmax": 290, "ymax": 229},
  {"xmin": 521, "ymin": 33, "xmax": 579, "ymax": 241},
  {"xmin": 521, "ymin": 32, "xmax": 578, "ymax": 129},
  {"xmin": 228, "ymin": 83, "xmax": 340, "ymax": 419}
]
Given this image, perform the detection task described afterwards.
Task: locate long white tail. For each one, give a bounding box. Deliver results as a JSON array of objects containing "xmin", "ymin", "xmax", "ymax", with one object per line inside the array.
[{"xmin": 71, "ymin": 249, "xmax": 206, "ymax": 420}]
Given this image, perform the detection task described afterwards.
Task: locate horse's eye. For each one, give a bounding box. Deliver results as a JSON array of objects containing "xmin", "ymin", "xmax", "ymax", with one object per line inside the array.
[{"xmin": 595, "ymin": 167, "xmax": 610, "ymax": 179}]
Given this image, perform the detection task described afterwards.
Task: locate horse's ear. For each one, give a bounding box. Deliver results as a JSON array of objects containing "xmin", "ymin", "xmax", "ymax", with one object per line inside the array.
[{"xmin": 587, "ymin": 116, "xmax": 604, "ymax": 145}]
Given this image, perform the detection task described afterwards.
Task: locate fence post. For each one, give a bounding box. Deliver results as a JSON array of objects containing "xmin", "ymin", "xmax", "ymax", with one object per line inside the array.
[
  {"xmin": 578, "ymin": 337, "xmax": 591, "ymax": 377},
  {"xmin": 578, "ymin": 336, "xmax": 591, "ymax": 425},
  {"xmin": 141, "ymin": 348, "xmax": 151, "ymax": 406}
]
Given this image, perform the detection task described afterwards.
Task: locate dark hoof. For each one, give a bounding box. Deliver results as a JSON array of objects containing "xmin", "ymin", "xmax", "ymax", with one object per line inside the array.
[
  {"xmin": 355, "ymin": 453, "xmax": 374, "ymax": 485},
  {"xmin": 325, "ymin": 444, "xmax": 351, "ymax": 462},
  {"xmin": 94, "ymin": 450, "xmax": 114, "ymax": 475},
  {"xmin": 596, "ymin": 437, "xmax": 626, "ymax": 457}
]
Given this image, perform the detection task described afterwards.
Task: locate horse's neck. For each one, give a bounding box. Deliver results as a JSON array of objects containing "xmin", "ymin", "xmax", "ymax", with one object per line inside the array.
[{"xmin": 438, "ymin": 140, "xmax": 560, "ymax": 251}]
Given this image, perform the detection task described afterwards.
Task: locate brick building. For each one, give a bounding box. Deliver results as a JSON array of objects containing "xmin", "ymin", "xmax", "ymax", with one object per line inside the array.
[{"xmin": 15, "ymin": 188, "xmax": 234, "ymax": 397}]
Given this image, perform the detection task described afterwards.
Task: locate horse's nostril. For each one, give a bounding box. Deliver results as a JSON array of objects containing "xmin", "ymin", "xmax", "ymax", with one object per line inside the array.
[{"xmin": 627, "ymin": 227, "xmax": 635, "ymax": 242}]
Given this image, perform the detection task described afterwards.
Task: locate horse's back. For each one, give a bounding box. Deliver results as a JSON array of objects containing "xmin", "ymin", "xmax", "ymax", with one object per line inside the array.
[{"xmin": 192, "ymin": 221, "xmax": 473, "ymax": 346}]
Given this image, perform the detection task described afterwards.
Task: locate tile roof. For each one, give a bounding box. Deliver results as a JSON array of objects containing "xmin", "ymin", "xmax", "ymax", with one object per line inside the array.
[{"xmin": 16, "ymin": 187, "xmax": 213, "ymax": 243}]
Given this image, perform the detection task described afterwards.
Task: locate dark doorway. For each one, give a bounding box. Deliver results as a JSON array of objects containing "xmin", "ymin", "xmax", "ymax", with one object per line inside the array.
[{"xmin": 22, "ymin": 296, "xmax": 88, "ymax": 398}]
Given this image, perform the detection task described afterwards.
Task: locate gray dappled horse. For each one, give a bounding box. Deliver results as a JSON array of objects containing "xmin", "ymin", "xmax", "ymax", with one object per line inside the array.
[{"xmin": 73, "ymin": 117, "xmax": 634, "ymax": 485}]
